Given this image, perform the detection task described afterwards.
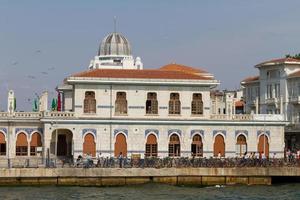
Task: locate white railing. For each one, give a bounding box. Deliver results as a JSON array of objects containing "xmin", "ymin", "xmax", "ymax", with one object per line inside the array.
[
  {"xmin": 289, "ymin": 96, "xmax": 300, "ymax": 104},
  {"xmin": 0, "ymin": 112, "xmax": 8, "ymax": 117},
  {"xmin": 14, "ymin": 112, "xmax": 42, "ymax": 118},
  {"xmin": 210, "ymin": 114, "xmax": 253, "ymax": 121},
  {"xmin": 210, "ymin": 114, "xmax": 284, "ymax": 121},
  {"xmin": 265, "ymin": 97, "xmax": 279, "ymax": 104},
  {"xmin": 0, "ymin": 111, "xmax": 76, "ymax": 119},
  {"xmin": 0, "ymin": 112, "xmax": 42, "ymax": 119},
  {"xmin": 252, "ymin": 114, "xmax": 284, "ymax": 121},
  {"xmin": 43, "ymin": 111, "xmax": 75, "ymax": 118}
]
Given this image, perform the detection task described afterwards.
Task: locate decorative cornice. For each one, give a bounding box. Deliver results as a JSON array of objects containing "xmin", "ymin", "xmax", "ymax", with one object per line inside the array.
[
  {"xmin": 97, "ymin": 105, "xmax": 113, "ymax": 108},
  {"xmin": 128, "ymin": 106, "xmax": 145, "ymax": 109},
  {"xmin": 145, "ymin": 129, "xmax": 159, "ymax": 138},
  {"xmin": 0, "ymin": 128, "xmax": 7, "ymax": 134},
  {"xmin": 213, "ymin": 130, "xmax": 226, "ymax": 137},
  {"xmin": 114, "ymin": 129, "xmax": 128, "ymax": 137},
  {"xmin": 235, "ymin": 130, "xmax": 248, "ymax": 137},
  {"xmin": 168, "ymin": 129, "xmax": 182, "ymax": 136},
  {"xmin": 82, "ymin": 128, "xmax": 97, "ymax": 138},
  {"xmin": 190, "ymin": 130, "xmax": 204, "ymax": 138},
  {"xmin": 257, "ymin": 130, "xmax": 270, "ymax": 137},
  {"xmin": 15, "ymin": 128, "xmax": 43, "ymax": 135}
]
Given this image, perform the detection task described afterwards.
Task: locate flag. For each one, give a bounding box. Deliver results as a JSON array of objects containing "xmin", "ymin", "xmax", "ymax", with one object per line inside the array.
[
  {"xmin": 51, "ymin": 98, "xmax": 56, "ymax": 111},
  {"xmin": 57, "ymin": 92, "xmax": 61, "ymax": 111},
  {"xmin": 33, "ymin": 98, "xmax": 38, "ymax": 112},
  {"xmin": 14, "ymin": 97, "xmax": 16, "ymax": 111}
]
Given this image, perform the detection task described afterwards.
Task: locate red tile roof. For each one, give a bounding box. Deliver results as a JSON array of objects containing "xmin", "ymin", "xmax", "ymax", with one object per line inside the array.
[
  {"xmin": 288, "ymin": 70, "xmax": 300, "ymax": 78},
  {"xmin": 241, "ymin": 76, "xmax": 259, "ymax": 84},
  {"xmin": 159, "ymin": 63, "xmax": 208, "ymax": 74},
  {"xmin": 235, "ymin": 100, "xmax": 244, "ymax": 107},
  {"xmin": 71, "ymin": 68, "xmax": 213, "ymax": 80},
  {"xmin": 255, "ymin": 58, "xmax": 300, "ymax": 67}
]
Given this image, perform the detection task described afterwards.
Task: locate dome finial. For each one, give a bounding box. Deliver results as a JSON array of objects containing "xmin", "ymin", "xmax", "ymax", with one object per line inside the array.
[{"xmin": 114, "ymin": 16, "xmax": 117, "ymax": 33}]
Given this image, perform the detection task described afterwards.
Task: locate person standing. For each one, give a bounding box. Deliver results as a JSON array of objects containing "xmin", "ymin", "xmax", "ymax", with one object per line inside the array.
[{"xmin": 118, "ymin": 152, "xmax": 123, "ymax": 168}]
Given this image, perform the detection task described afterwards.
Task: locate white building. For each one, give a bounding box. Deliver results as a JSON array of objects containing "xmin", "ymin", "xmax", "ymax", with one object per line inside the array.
[
  {"xmin": 210, "ymin": 89, "xmax": 244, "ymax": 115},
  {"xmin": 0, "ymin": 32, "xmax": 287, "ymax": 165},
  {"xmin": 241, "ymin": 57, "xmax": 300, "ymax": 151}
]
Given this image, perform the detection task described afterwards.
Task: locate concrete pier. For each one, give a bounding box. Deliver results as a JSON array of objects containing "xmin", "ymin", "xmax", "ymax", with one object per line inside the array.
[{"xmin": 0, "ymin": 167, "xmax": 299, "ymax": 186}]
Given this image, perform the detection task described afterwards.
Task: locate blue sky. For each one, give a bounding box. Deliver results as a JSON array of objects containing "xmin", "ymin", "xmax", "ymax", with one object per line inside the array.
[{"xmin": 1, "ymin": 0, "xmax": 300, "ymax": 111}]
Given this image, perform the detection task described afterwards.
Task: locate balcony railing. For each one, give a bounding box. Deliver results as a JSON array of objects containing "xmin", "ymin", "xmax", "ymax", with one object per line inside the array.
[
  {"xmin": 43, "ymin": 111, "xmax": 76, "ymax": 118},
  {"xmin": 210, "ymin": 114, "xmax": 253, "ymax": 121},
  {"xmin": 289, "ymin": 96, "xmax": 300, "ymax": 104},
  {"xmin": 0, "ymin": 111, "xmax": 284, "ymax": 122},
  {"xmin": 210, "ymin": 114, "xmax": 284, "ymax": 121},
  {"xmin": 0, "ymin": 111, "xmax": 76, "ymax": 120},
  {"xmin": 265, "ymin": 97, "xmax": 278, "ymax": 105}
]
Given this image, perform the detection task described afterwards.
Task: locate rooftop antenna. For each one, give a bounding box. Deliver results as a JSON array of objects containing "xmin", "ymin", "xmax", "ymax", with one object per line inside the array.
[{"xmin": 114, "ymin": 16, "xmax": 117, "ymax": 33}]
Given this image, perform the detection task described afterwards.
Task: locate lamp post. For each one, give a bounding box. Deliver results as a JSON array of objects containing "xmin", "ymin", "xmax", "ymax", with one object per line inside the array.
[{"xmin": 263, "ymin": 114, "xmax": 266, "ymax": 158}]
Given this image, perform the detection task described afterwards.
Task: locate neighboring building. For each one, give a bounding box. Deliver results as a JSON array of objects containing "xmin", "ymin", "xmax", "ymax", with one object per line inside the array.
[
  {"xmin": 0, "ymin": 32, "xmax": 286, "ymax": 163},
  {"xmin": 241, "ymin": 58, "xmax": 300, "ymax": 151},
  {"xmin": 210, "ymin": 89, "xmax": 244, "ymax": 115}
]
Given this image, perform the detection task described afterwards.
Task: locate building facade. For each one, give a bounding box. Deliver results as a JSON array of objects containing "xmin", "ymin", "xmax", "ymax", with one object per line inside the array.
[
  {"xmin": 241, "ymin": 58, "xmax": 300, "ymax": 151},
  {"xmin": 0, "ymin": 32, "xmax": 287, "ymax": 162}
]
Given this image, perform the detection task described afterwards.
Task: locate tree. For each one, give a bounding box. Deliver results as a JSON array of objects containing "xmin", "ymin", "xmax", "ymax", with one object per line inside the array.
[{"xmin": 285, "ymin": 53, "xmax": 300, "ymax": 59}]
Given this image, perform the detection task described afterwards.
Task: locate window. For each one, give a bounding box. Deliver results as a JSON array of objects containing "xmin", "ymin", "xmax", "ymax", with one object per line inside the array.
[
  {"xmin": 236, "ymin": 135, "xmax": 247, "ymax": 157},
  {"xmin": 266, "ymin": 84, "xmax": 273, "ymax": 99},
  {"xmin": 267, "ymin": 70, "xmax": 280, "ymax": 79},
  {"xmin": 275, "ymin": 84, "xmax": 280, "ymax": 98},
  {"xmin": 168, "ymin": 134, "xmax": 180, "ymax": 157},
  {"xmin": 84, "ymin": 91, "xmax": 96, "ymax": 113},
  {"xmin": 191, "ymin": 135, "xmax": 203, "ymax": 157},
  {"xmin": 115, "ymin": 92, "xmax": 127, "ymax": 115},
  {"xmin": 83, "ymin": 133, "xmax": 96, "ymax": 157},
  {"xmin": 16, "ymin": 133, "xmax": 28, "ymax": 156},
  {"xmin": 0, "ymin": 133, "xmax": 6, "ymax": 156},
  {"xmin": 30, "ymin": 132, "xmax": 42, "ymax": 156},
  {"xmin": 169, "ymin": 93, "xmax": 181, "ymax": 115},
  {"xmin": 145, "ymin": 134, "xmax": 157, "ymax": 157},
  {"xmin": 191, "ymin": 93, "xmax": 203, "ymax": 115},
  {"xmin": 146, "ymin": 93, "xmax": 158, "ymax": 114}
]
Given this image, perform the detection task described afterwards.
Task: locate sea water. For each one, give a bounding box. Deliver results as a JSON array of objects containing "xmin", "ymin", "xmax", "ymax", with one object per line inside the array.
[{"xmin": 0, "ymin": 183, "xmax": 299, "ymax": 200}]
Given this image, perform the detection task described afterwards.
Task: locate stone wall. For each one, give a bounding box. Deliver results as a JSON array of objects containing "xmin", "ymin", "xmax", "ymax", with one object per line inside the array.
[{"xmin": 0, "ymin": 167, "xmax": 299, "ymax": 186}]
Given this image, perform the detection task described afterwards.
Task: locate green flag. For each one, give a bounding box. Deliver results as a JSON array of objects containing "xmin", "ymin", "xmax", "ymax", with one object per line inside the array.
[
  {"xmin": 32, "ymin": 98, "xmax": 38, "ymax": 112},
  {"xmin": 51, "ymin": 98, "xmax": 56, "ymax": 111},
  {"xmin": 14, "ymin": 97, "xmax": 16, "ymax": 111}
]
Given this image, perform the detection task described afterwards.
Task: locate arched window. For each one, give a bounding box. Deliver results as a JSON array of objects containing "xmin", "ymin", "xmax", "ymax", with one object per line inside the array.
[
  {"xmin": 258, "ymin": 134, "xmax": 269, "ymax": 158},
  {"xmin": 236, "ymin": 135, "xmax": 247, "ymax": 157},
  {"xmin": 115, "ymin": 92, "xmax": 127, "ymax": 115},
  {"xmin": 0, "ymin": 132, "xmax": 6, "ymax": 156},
  {"xmin": 30, "ymin": 132, "xmax": 42, "ymax": 156},
  {"xmin": 84, "ymin": 91, "xmax": 96, "ymax": 113},
  {"xmin": 145, "ymin": 134, "xmax": 157, "ymax": 157},
  {"xmin": 191, "ymin": 134, "xmax": 203, "ymax": 157},
  {"xmin": 114, "ymin": 133, "xmax": 127, "ymax": 157},
  {"xmin": 169, "ymin": 134, "xmax": 180, "ymax": 157},
  {"xmin": 213, "ymin": 134, "xmax": 225, "ymax": 157},
  {"xmin": 191, "ymin": 93, "xmax": 203, "ymax": 115},
  {"xmin": 16, "ymin": 133, "xmax": 28, "ymax": 156},
  {"xmin": 169, "ymin": 93, "xmax": 181, "ymax": 115},
  {"xmin": 83, "ymin": 133, "xmax": 96, "ymax": 157},
  {"xmin": 146, "ymin": 93, "xmax": 158, "ymax": 114}
]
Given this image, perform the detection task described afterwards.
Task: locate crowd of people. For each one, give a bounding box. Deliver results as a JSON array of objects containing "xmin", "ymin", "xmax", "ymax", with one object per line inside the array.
[{"xmin": 72, "ymin": 151, "xmax": 300, "ymax": 168}]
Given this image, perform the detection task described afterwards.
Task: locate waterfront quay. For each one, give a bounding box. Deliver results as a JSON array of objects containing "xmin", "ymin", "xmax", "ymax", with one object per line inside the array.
[{"xmin": 0, "ymin": 167, "xmax": 299, "ymax": 187}]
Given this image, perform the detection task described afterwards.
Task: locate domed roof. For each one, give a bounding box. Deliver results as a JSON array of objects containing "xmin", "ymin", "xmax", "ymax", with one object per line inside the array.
[{"xmin": 98, "ymin": 32, "xmax": 132, "ymax": 56}]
